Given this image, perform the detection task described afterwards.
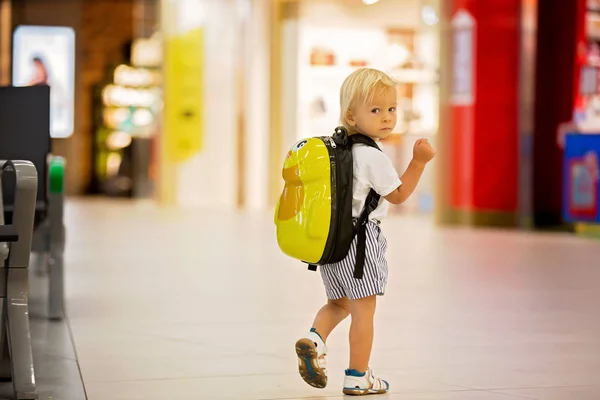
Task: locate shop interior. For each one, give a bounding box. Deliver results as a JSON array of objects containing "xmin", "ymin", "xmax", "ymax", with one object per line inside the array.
[
  {"xmin": 91, "ymin": 35, "xmax": 161, "ymax": 198},
  {"xmin": 282, "ymin": 0, "xmax": 441, "ymax": 215},
  {"xmin": 86, "ymin": 0, "xmax": 442, "ymax": 216},
  {"xmin": 7, "ymin": 0, "xmax": 600, "ymax": 230}
]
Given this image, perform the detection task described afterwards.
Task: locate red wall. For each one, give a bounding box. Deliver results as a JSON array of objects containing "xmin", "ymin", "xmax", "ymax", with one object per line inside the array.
[{"xmin": 450, "ymin": 0, "xmax": 521, "ymax": 213}]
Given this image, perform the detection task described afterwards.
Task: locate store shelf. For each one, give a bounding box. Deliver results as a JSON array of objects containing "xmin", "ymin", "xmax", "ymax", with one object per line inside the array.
[
  {"xmin": 305, "ymin": 65, "xmax": 438, "ymax": 84},
  {"xmin": 391, "ymin": 68, "xmax": 438, "ymax": 84}
]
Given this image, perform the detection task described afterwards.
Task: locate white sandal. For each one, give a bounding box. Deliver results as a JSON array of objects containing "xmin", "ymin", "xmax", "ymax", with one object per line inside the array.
[
  {"xmin": 295, "ymin": 331, "xmax": 327, "ymax": 388},
  {"xmin": 343, "ymin": 367, "xmax": 389, "ymax": 396}
]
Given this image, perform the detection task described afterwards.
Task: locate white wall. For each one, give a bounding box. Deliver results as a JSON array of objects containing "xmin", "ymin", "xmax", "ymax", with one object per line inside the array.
[
  {"xmin": 161, "ymin": 0, "xmax": 273, "ymax": 210},
  {"xmin": 281, "ymin": 17, "xmax": 301, "ymax": 156},
  {"xmin": 162, "ymin": 0, "xmax": 240, "ymax": 209},
  {"xmin": 244, "ymin": 0, "xmax": 271, "ymax": 210}
]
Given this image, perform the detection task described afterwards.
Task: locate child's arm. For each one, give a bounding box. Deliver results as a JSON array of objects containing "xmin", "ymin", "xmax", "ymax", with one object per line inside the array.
[
  {"xmin": 385, "ymin": 160, "xmax": 426, "ymax": 205},
  {"xmin": 384, "ymin": 139, "xmax": 435, "ymax": 205}
]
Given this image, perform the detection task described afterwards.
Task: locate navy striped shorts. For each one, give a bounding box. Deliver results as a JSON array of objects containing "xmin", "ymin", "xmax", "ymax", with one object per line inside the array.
[{"xmin": 319, "ymin": 222, "xmax": 388, "ymax": 300}]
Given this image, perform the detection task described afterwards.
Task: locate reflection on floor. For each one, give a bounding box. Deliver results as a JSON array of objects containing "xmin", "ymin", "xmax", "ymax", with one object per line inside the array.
[{"xmin": 19, "ymin": 199, "xmax": 600, "ymax": 399}]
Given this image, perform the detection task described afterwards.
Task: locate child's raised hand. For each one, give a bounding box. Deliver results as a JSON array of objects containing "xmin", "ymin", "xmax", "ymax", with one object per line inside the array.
[{"xmin": 413, "ymin": 138, "xmax": 436, "ymax": 164}]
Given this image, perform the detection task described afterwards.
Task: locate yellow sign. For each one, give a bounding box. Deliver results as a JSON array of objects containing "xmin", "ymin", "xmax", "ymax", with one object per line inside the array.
[{"xmin": 164, "ymin": 28, "xmax": 204, "ymax": 162}]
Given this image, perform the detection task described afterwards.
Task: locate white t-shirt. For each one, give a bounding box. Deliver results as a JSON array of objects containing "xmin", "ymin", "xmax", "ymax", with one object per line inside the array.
[{"xmin": 351, "ymin": 143, "xmax": 402, "ymax": 221}]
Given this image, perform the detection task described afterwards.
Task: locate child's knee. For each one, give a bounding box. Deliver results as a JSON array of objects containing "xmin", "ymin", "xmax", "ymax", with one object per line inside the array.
[
  {"xmin": 329, "ymin": 297, "xmax": 350, "ymax": 314},
  {"xmin": 348, "ymin": 295, "xmax": 376, "ymax": 317}
]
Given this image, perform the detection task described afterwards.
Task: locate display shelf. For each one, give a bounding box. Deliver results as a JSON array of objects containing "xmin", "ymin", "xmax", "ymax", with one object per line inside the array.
[
  {"xmin": 391, "ymin": 68, "xmax": 439, "ymax": 84},
  {"xmin": 306, "ymin": 65, "xmax": 438, "ymax": 84}
]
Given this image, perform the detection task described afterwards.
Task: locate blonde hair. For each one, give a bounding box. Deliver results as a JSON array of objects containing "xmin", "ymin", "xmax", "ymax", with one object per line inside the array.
[{"xmin": 339, "ymin": 68, "xmax": 398, "ymax": 133}]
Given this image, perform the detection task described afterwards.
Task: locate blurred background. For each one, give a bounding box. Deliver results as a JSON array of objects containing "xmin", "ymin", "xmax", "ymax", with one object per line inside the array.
[
  {"xmin": 2, "ymin": 1, "xmax": 600, "ymax": 399},
  {"xmin": 0, "ymin": 0, "xmax": 597, "ymax": 234}
]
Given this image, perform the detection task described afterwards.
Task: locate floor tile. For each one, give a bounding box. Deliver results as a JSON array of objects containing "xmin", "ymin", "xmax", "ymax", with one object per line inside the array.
[
  {"xmin": 0, "ymin": 315, "xmax": 86, "ymax": 400},
  {"xmin": 84, "ymin": 370, "xmax": 466, "ymax": 400},
  {"xmin": 493, "ymin": 386, "xmax": 600, "ymax": 400},
  {"xmin": 60, "ymin": 200, "xmax": 600, "ymax": 399}
]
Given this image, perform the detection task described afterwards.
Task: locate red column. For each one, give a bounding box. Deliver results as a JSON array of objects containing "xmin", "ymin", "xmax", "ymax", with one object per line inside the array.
[{"xmin": 449, "ymin": 0, "xmax": 521, "ymax": 222}]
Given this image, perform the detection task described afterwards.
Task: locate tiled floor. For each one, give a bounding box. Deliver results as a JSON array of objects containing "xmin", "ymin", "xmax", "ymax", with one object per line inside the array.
[
  {"xmin": 0, "ymin": 267, "xmax": 86, "ymax": 400},
  {"xmin": 52, "ymin": 199, "xmax": 600, "ymax": 399}
]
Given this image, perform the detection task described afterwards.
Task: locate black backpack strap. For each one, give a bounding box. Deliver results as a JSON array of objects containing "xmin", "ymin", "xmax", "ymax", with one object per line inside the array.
[
  {"xmin": 348, "ymin": 133, "xmax": 380, "ymax": 150},
  {"xmin": 304, "ymin": 130, "xmax": 382, "ymax": 279},
  {"xmin": 348, "ymin": 133, "xmax": 383, "ymax": 279},
  {"xmin": 353, "ymin": 189, "xmax": 380, "ymax": 279}
]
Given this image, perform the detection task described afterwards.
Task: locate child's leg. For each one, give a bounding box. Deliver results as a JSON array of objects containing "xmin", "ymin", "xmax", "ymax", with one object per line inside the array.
[
  {"xmin": 347, "ymin": 294, "xmax": 376, "ymax": 373},
  {"xmin": 311, "ymin": 297, "xmax": 350, "ymax": 341},
  {"xmin": 342, "ymin": 294, "xmax": 388, "ymax": 395},
  {"xmin": 295, "ymin": 297, "xmax": 349, "ymax": 389}
]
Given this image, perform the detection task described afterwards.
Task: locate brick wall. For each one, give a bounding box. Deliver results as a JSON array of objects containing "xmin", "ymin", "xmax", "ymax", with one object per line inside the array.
[{"xmin": 11, "ymin": 0, "xmax": 134, "ymax": 195}]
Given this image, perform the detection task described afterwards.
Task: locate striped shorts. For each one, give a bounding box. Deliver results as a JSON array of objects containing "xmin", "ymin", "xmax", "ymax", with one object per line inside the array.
[{"xmin": 319, "ymin": 222, "xmax": 388, "ymax": 300}]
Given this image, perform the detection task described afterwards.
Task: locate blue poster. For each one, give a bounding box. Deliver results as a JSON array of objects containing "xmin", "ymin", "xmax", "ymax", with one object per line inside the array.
[{"xmin": 563, "ymin": 133, "xmax": 600, "ymax": 223}]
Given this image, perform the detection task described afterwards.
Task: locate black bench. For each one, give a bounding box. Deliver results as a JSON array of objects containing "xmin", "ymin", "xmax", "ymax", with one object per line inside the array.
[{"xmin": 0, "ymin": 85, "xmax": 66, "ymax": 321}]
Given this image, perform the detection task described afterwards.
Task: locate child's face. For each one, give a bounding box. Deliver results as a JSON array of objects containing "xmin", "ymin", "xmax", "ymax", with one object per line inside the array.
[{"xmin": 346, "ymin": 86, "xmax": 397, "ymax": 140}]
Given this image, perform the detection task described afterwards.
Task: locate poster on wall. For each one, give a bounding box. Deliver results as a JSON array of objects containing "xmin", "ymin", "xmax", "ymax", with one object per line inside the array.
[
  {"xmin": 12, "ymin": 25, "xmax": 75, "ymax": 138},
  {"xmin": 563, "ymin": 133, "xmax": 600, "ymax": 223},
  {"xmin": 164, "ymin": 27, "xmax": 204, "ymax": 162},
  {"xmin": 451, "ymin": 9, "xmax": 475, "ymax": 106}
]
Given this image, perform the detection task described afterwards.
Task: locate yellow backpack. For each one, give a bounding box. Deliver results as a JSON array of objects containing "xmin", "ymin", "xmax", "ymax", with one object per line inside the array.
[{"xmin": 274, "ymin": 127, "xmax": 381, "ymax": 279}]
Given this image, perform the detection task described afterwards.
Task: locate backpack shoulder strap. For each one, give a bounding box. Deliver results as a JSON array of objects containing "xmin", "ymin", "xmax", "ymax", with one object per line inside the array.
[
  {"xmin": 348, "ymin": 133, "xmax": 382, "ymax": 279},
  {"xmin": 349, "ymin": 133, "xmax": 382, "ymax": 151},
  {"xmin": 353, "ymin": 188, "xmax": 380, "ymax": 279}
]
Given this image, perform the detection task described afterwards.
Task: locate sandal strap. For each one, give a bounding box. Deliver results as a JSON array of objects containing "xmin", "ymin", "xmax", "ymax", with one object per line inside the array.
[{"xmin": 367, "ymin": 369, "xmax": 388, "ymax": 390}]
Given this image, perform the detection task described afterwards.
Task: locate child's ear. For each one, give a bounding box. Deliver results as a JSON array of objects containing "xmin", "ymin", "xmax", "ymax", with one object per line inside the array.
[{"xmin": 345, "ymin": 110, "xmax": 356, "ymax": 127}]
